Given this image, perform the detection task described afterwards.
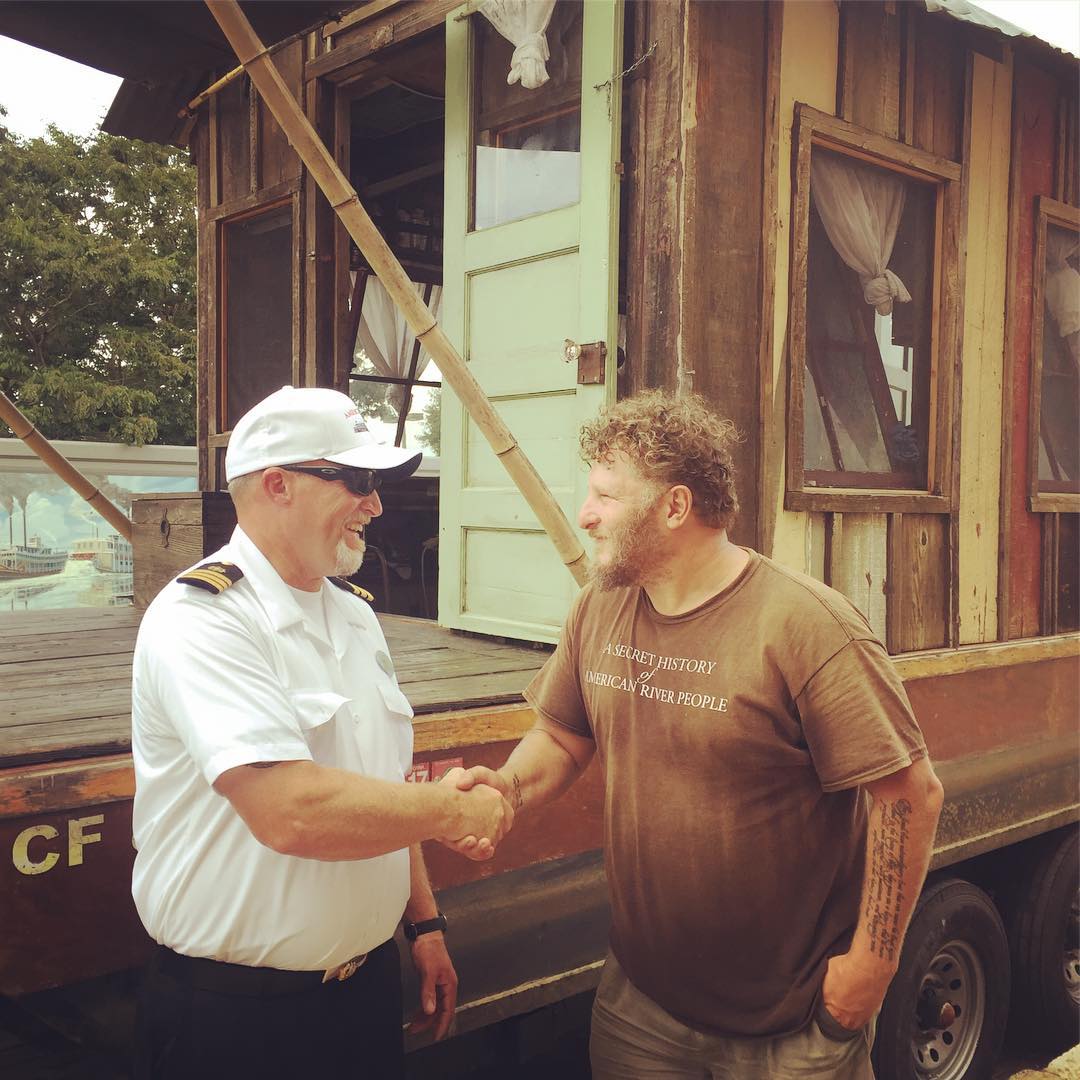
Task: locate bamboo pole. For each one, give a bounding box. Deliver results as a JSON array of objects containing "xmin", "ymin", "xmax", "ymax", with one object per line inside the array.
[
  {"xmin": 181, "ymin": 12, "xmax": 333, "ymax": 118},
  {"xmin": 204, "ymin": 0, "xmax": 591, "ymax": 586},
  {"xmin": 183, "ymin": 64, "xmax": 246, "ymax": 118},
  {"xmin": 0, "ymin": 391, "xmax": 134, "ymax": 543}
]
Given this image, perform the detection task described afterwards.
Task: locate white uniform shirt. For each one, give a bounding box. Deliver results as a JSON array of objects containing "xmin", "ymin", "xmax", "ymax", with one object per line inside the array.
[{"xmin": 131, "ymin": 527, "xmax": 413, "ymax": 970}]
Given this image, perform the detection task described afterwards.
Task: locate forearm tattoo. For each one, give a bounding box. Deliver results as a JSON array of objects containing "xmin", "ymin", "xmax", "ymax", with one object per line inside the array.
[
  {"xmin": 247, "ymin": 761, "xmax": 279, "ymax": 769},
  {"xmin": 511, "ymin": 773, "xmax": 524, "ymax": 811},
  {"xmin": 865, "ymin": 798, "xmax": 912, "ymax": 963}
]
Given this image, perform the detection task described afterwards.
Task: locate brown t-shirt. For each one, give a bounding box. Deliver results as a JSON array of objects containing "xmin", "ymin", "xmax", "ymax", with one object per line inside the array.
[{"xmin": 524, "ymin": 549, "xmax": 926, "ymax": 1037}]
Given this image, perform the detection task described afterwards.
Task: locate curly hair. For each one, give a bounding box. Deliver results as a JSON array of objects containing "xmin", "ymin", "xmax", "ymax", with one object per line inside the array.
[{"xmin": 579, "ymin": 391, "xmax": 739, "ymax": 531}]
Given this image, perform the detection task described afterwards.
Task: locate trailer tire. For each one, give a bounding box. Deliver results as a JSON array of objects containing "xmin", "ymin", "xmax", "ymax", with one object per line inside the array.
[
  {"xmin": 1007, "ymin": 828, "xmax": 1079, "ymax": 1054},
  {"xmin": 872, "ymin": 879, "xmax": 1009, "ymax": 1080}
]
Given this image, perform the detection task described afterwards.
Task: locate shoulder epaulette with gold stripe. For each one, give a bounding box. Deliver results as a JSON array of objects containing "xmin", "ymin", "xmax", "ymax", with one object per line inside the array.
[
  {"xmin": 177, "ymin": 561, "xmax": 244, "ymax": 595},
  {"xmin": 328, "ymin": 576, "xmax": 374, "ymax": 603}
]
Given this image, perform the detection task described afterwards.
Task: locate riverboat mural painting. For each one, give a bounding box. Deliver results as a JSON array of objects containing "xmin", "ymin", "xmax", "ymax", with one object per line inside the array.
[
  {"xmin": 0, "ymin": 467, "xmax": 192, "ymax": 610},
  {"xmin": 0, "ymin": 538, "xmax": 68, "ymax": 580}
]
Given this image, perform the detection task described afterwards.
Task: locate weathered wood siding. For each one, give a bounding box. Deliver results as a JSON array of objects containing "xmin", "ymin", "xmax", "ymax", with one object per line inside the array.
[
  {"xmin": 1001, "ymin": 55, "xmax": 1078, "ymax": 639},
  {"xmin": 958, "ymin": 51, "xmax": 1011, "ymax": 644},
  {"xmin": 762, "ymin": 0, "xmax": 838, "ymax": 574},
  {"xmin": 185, "ymin": 0, "xmax": 1079, "ymax": 655},
  {"xmin": 762, "ymin": 1, "xmax": 1037, "ymax": 652},
  {"xmin": 623, "ymin": 0, "xmax": 769, "ymax": 548},
  {"xmin": 193, "ymin": 37, "xmax": 317, "ymax": 489}
]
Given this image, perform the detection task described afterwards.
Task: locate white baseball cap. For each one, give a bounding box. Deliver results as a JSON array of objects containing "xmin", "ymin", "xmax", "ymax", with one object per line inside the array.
[{"xmin": 225, "ymin": 386, "xmax": 423, "ymax": 483}]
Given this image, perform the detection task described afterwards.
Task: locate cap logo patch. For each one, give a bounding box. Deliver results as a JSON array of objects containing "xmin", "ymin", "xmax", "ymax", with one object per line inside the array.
[{"xmin": 344, "ymin": 405, "xmax": 369, "ymax": 434}]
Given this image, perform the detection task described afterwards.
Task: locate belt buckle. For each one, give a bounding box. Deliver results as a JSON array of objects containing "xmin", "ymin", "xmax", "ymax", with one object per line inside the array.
[{"xmin": 323, "ymin": 952, "xmax": 368, "ymax": 984}]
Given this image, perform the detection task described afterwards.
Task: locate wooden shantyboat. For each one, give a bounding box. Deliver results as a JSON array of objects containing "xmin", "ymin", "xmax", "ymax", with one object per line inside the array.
[{"xmin": 0, "ymin": 2, "xmax": 1077, "ymax": 1077}]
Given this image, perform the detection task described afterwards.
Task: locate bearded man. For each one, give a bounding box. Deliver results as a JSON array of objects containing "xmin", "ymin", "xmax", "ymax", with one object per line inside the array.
[
  {"xmin": 130, "ymin": 386, "xmax": 514, "ymax": 1080},
  {"xmin": 452, "ymin": 390, "xmax": 943, "ymax": 1080}
]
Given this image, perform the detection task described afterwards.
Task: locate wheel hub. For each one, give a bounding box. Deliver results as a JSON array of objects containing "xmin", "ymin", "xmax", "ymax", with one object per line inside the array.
[
  {"xmin": 911, "ymin": 941, "xmax": 985, "ymax": 1079},
  {"xmin": 1065, "ymin": 894, "xmax": 1080, "ymax": 1007}
]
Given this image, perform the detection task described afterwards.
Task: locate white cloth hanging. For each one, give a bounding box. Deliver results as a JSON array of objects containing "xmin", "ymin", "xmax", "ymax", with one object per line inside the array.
[
  {"xmin": 356, "ymin": 277, "xmax": 443, "ymax": 383},
  {"xmin": 1044, "ymin": 227, "xmax": 1080, "ymax": 339},
  {"xmin": 811, "ymin": 152, "xmax": 912, "ymax": 316},
  {"xmin": 479, "ymin": 0, "xmax": 557, "ymax": 90}
]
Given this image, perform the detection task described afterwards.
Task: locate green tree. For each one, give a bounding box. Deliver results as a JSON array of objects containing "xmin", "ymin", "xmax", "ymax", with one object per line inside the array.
[
  {"xmin": 0, "ymin": 114, "xmax": 196, "ymax": 445},
  {"xmin": 349, "ymin": 376, "xmax": 397, "ymax": 425},
  {"xmin": 418, "ymin": 389, "xmax": 441, "ymax": 455}
]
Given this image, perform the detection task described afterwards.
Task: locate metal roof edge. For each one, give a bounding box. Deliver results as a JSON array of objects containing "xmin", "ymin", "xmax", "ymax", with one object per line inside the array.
[{"xmin": 924, "ymin": 0, "xmax": 1079, "ymax": 61}]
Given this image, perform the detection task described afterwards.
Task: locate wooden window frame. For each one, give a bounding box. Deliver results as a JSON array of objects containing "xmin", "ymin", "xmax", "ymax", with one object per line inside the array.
[
  {"xmin": 1028, "ymin": 194, "xmax": 1080, "ymax": 513},
  {"xmin": 204, "ymin": 183, "xmax": 302, "ymax": 486},
  {"xmin": 786, "ymin": 103, "xmax": 962, "ymax": 515}
]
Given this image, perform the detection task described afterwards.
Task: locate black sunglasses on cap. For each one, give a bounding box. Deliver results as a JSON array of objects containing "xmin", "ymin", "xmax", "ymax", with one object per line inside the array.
[{"xmin": 279, "ymin": 464, "xmax": 382, "ymax": 496}]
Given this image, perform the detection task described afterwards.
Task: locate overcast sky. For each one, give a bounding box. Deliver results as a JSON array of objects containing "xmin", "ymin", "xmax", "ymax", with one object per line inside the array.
[{"xmin": 0, "ymin": 0, "xmax": 1076, "ymax": 140}]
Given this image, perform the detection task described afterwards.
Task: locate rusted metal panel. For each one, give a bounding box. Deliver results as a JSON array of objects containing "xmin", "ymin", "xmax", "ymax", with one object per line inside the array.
[
  {"xmin": 0, "ymin": 799, "xmax": 151, "ymax": 996},
  {"xmin": 404, "ymin": 850, "xmax": 609, "ymax": 1049},
  {"xmin": 932, "ymin": 738, "xmax": 1078, "ymax": 869},
  {"xmin": 0, "ymin": 757, "xmax": 134, "ymax": 820},
  {"xmin": 0, "ymin": 647, "xmax": 1075, "ymax": 999},
  {"xmin": 906, "ymin": 650, "xmax": 1079, "ymax": 761},
  {"xmin": 908, "ymin": 650, "xmax": 1080, "ymax": 867},
  {"xmin": 419, "ymin": 746, "xmax": 604, "ymax": 892},
  {"xmin": 1001, "ymin": 59, "xmax": 1060, "ymax": 638}
]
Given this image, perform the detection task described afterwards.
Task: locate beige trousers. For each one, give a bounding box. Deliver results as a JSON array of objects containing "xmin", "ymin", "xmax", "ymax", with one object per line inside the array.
[{"xmin": 590, "ymin": 954, "xmax": 876, "ymax": 1080}]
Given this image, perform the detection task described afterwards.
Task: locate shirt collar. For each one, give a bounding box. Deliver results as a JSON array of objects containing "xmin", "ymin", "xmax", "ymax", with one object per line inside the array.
[
  {"xmin": 323, "ymin": 573, "xmax": 371, "ymax": 658},
  {"xmin": 227, "ymin": 526, "xmax": 371, "ymax": 645},
  {"xmin": 226, "ymin": 526, "xmax": 306, "ymax": 632}
]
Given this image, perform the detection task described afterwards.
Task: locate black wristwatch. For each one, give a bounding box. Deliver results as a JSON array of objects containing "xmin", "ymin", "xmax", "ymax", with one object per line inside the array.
[{"xmin": 403, "ymin": 912, "xmax": 447, "ymax": 941}]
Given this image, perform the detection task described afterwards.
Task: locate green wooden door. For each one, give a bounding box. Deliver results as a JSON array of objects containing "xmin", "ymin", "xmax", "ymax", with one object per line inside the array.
[{"xmin": 439, "ymin": 0, "xmax": 623, "ymax": 643}]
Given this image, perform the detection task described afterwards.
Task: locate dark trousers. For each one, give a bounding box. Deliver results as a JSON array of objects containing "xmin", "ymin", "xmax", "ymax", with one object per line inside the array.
[{"xmin": 134, "ymin": 939, "xmax": 404, "ymax": 1080}]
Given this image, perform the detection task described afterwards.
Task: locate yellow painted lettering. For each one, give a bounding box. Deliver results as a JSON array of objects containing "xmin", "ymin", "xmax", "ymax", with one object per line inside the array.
[
  {"xmin": 68, "ymin": 814, "xmax": 104, "ymax": 867},
  {"xmin": 13, "ymin": 824, "xmax": 61, "ymax": 875}
]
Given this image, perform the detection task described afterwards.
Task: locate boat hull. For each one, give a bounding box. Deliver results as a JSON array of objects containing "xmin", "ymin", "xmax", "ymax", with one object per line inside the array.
[{"xmin": 0, "ymin": 563, "xmax": 68, "ymax": 580}]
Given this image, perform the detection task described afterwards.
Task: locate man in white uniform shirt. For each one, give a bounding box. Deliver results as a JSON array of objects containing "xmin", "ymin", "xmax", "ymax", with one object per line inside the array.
[{"xmin": 131, "ymin": 386, "xmax": 514, "ymax": 1079}]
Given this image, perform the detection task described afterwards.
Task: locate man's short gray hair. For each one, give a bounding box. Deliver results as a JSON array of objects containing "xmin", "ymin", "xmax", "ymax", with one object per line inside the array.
[{"xmin": 227, "ymin": 472, "xmax": 262, "ymax": 503}]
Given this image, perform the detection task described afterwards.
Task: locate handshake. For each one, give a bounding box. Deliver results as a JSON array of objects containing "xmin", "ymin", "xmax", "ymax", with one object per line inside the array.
[{"xmin": 437, "ymin": 766, "xmax": 516, "ymax": 862}]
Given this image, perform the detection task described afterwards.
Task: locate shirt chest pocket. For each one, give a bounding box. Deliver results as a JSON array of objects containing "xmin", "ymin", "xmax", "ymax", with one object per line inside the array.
[
  {"xmin": 373, "ymin": 676, "xmax": 414, "ymax": 778},
  {"xmin": 376, "ymin": 679, "xmax": 413, "ymax": 720},
  {"xmin": 288, "ymin": 689, "xmax": 351, "ymax": 765}
]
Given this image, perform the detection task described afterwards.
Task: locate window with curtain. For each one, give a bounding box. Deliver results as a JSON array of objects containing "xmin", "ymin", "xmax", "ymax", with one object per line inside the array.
[
  {"xmin": 802, "ymin": 147, "xmax": 937, "ymax": 490},
  {"xmin": 472, "ymin": 0, "xmax": 584, "ymax": 231},
  {"xmin": 1030, "ymin": 200, "xmax": 1080, "ymax": 633},
  {"xmin": 347, "ymin": 273, "xmax": 443, "ymax": 456},
  {"xmin": 1034, "ymin": 218, "xmax": 1080, "ymax": 497}
]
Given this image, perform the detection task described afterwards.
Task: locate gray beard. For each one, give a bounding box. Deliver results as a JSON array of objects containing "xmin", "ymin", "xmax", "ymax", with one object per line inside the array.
[{"xmin": 333, "ymin": 540, "xmax": 365, "ymax": 578}]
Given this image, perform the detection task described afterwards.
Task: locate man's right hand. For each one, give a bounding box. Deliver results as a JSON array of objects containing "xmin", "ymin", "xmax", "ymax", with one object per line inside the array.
[
  {"xmin": 452, "ymin": 765, "xmax": 511, "ymax": 799},
  {"xmin": 438, "ymin": 768, "xmax": 514, "ymax": 858}
]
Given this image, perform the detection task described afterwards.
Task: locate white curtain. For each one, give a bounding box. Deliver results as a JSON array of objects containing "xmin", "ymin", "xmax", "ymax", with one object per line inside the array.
[
  {"xmin": 811, "ymin": 152, "xmax": 912, "ymax": 316},
  {"xmin": 356, "ymin": 277, "xmax": 443, "ymax": 408},
  {"xmin": 1044, "ymin": 228, "xmax": 1080, "ymax": 339},
  {"xmin": 480, "ymin": 0, "xmax": 557, "ymax": 89}
]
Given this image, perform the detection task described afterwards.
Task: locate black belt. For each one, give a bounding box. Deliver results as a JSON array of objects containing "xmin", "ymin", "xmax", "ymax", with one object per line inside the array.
[{"xmin": 152, "ymin": 942, "xmax": 385, "ymax": 998}]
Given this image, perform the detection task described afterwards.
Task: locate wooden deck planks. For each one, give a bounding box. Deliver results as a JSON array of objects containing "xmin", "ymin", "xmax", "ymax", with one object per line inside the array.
[{"xmin": 0, "ymin": 608, "xmax": 549, "ymax": 768}]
